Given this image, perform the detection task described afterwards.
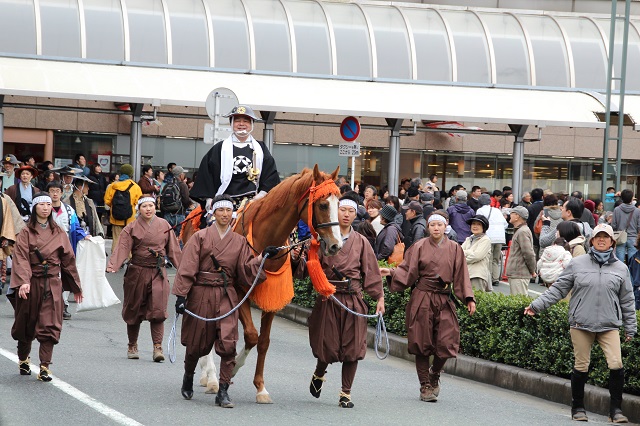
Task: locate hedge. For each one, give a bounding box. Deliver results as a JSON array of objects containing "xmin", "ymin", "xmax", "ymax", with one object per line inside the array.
[{"xmin": 292, "ymin": 276, "xmax": 640, "ymax": 395}]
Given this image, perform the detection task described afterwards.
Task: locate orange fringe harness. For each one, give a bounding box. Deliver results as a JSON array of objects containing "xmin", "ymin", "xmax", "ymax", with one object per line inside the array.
[{"xmin": 300, "ymin": 179, "xmax": 339, "ymax": 300}]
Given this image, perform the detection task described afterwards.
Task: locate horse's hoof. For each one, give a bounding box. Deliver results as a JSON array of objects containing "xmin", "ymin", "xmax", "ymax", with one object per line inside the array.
[
  {"xmin": 256, "ymin": 390, "xmax": 273, "ymax": 404},
  {"xmin": 205, "ymin": 381, "xmax": 219, "ymax": 394}
]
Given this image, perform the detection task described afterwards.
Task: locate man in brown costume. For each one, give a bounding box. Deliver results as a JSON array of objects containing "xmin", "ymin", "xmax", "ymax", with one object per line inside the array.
[
  {"xmin": 107, "ymin": 196, "xmax": 182, "ymax": 362},
  {"xmin": 172, "ymin": 194, "xmax": 272, "ymax": 408},
  {"xmin": 381, "ymin": 212, "xmax": 476, "ymax": 402},
  {"xmin": 11, "ymin": 193, "xmax": 83, "ymax": 382},
  {"xmin": 301, "ymin": 192, "xmax": 384, "ymax": 408}
]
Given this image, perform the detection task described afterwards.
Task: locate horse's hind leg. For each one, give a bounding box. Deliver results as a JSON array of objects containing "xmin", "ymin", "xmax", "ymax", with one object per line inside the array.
[
  {"xmin": 199, "ymin": 350, "xmax": 219, "ymax": 394},
  {"xmin": 254, "ymin": 311, "xmax": 275, "ymax": 404},
  {"xmin": 232, "ymin": 300, "xmax": 258, "ymax": 377}
]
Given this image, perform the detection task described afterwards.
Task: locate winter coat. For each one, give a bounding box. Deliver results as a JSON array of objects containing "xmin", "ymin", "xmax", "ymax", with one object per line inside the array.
[
  {"xmin": 568, "ymin": 236, "xmax": 587, "ymax": 257},
  {"xmin": 405, "ymin": 216, "xmax": 426, "ymax": 250},
  {"xmin": 461, "ymin": 233, "xmax": 492, "ymax": 284},
  {"xmin": 538, "ymin": 207, "xmax": 563, "ymax": 249},
  {"xmin": 447, "ymin": 203, "xmax": 475, "ymax": 244},
  {"xmin": 88, "ymin": 173, "xmax": 108, "ymax": 214},
  {"xmin": 530, "ymin": 251, "xmax": 637, "ymax": 336},
  {"xmin": 476, "ymin": 205, "xmax": 507, "ymax": 245},
  {"xmin": 527, "ymin": 200, "xmax": 544, "ymax": 246},
  {"xmin": 506, "ymin": 223, "xmax": 536, "ymax": 278},
  {"xmin": 612, "ymin": 203, "xmax": 640, "ymax": 242},
  {"xmin": 537, "ymin": 245, "xmax": 572, "ymax": 284},
  {"xmin": 375, "ymin": 222, "xmax": 403, "ymax": 261}
]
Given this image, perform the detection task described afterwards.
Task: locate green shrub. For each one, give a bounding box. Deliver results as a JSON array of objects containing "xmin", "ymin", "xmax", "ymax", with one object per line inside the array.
[
  {"xmin": 293, "ymin": 277, "xmax": 640, "ymax": 395},
  {"xmin": 457, "ymin": 291, "xmax": 640, "ymax": 395}
]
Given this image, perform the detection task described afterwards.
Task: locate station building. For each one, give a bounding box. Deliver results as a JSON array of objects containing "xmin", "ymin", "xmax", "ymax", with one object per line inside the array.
[{"xmin": 1, "ymin": 0, "xmax": 640, "ymax": 200}]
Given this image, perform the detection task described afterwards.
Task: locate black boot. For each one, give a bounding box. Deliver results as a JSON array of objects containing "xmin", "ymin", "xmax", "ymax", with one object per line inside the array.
[
  {"xmin": 181, "ymin": 373, "xmax": 194, "ymax": 400},
  {"xmin": 570, "ymin": 369, "xmax": 589, "ymax": 421},
  {"xmin": 63, "ymin": 305, "xmax": 71, "ymax": 320},
  {"xmin": 216, "ymin": 382, "xmax": 234, "ymax": 408},
  {"xmin": 609, "ymin": 368, "xmax": 628, "ymax": 423}
]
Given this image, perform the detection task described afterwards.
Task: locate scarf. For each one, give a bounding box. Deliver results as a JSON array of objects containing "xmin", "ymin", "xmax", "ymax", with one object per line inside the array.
[
  {"xmin": 589, "ymin": 247, "xmax": 614, "ymax": 264},
  {"xmin": 217, "ymin": 134, "xmax": 264, "ymax": 196}
]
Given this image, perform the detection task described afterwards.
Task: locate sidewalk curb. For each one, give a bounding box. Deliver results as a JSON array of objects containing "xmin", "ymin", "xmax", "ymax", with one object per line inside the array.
[{"xmin": 276, "ymin": 303, "xmax": 640, "ymax": 422}]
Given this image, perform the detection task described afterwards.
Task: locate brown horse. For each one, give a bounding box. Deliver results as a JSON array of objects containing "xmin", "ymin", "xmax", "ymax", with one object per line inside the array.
[{"xmin": 181, "ymin": 165, "xmax": 342, "ymax": 403}]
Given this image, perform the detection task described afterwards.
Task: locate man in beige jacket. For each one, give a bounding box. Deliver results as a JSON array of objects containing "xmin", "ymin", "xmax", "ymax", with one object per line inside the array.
[{"xmin": 505, "ymin": 206, "xmax": 536, "ymax": 295}]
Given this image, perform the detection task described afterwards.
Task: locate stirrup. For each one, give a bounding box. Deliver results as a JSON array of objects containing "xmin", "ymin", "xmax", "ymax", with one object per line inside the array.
[
  {"xmin": 19, "ymin": 358, "xmax": 31, "ymax": 376},
  {"xmin": 37, "ymin": 366, "xmax": 52, "ymax": 382},
  {"xmin": 309, "ymin": 372, "xmax": 326, "ymax": 398},
  {"xmin": 338, "ymin": 392, "xmax": 354, "ymax": 408}
]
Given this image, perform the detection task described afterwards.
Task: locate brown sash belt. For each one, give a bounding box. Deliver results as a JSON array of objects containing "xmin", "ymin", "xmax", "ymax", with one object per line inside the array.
[
  {"xmin": 194, "ymin": 271, "xmax": 228, "ymax": 287},
  {"xmin": 414, "ymin": 279, "xmax": 452, "ymax": 294}
]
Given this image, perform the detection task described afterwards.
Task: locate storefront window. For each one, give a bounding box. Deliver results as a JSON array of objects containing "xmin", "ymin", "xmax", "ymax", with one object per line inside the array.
[{"xmin": 54, "ymin": 133, "xmax": 114, "ymax": 170}]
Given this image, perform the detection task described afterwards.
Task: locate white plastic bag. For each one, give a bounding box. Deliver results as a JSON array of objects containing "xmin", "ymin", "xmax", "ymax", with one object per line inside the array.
[{"xmin": 75, "ymin": 236, "xmax": 121, "ymax": 313}]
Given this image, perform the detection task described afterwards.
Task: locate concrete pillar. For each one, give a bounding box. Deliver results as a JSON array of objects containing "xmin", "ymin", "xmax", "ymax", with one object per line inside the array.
[
  {"xmin": 509, "ymin": 125, "xmax": 528, "ymax": 202},
  {"xmin": 0, "ymin": 95, "xmax": 4, "ymax": 160},
  {"xmin": 386, "ymin": 119, "xmax": 403, "ymax": 196},
  {"xmin": 44, "ymin": 130, "xmax": 54, "ymax": 161},
  {"xmin": 130, "ymin": 103, "xmax": 143, "ymax": 182},
  {"xmin": 260, "ymin": 111, "xmax": 276, "ymax": 152}
]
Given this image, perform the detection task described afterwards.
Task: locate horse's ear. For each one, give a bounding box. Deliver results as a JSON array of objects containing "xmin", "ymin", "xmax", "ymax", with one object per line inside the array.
[
  {"xmin": 312, "ymin": 164, "xmax": 321, "ymax": 184},
  {"xmin": 330, "ymin": 166, "xmax": 340, "ymax": 181}
]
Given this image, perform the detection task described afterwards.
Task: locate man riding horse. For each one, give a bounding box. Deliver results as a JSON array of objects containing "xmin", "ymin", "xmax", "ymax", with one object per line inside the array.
[{"xmin": 190, "ymin": 105, "xmax": 280, "ymax": 218}]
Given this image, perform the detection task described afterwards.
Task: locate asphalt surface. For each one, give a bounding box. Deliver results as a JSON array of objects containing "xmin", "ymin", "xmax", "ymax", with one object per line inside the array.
[{"xmin": 0, "ymin": 242, "xmax": 614, "ymax": 426}]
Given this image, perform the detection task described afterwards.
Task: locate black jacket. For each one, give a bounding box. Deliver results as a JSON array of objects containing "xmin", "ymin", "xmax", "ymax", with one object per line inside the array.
[
  {"xmin": 405, "ymin": 216, "xmax": 426, "ymax": 250},
  {"xmin": 190, "ymin": 139, "xmax": 280, "ymax": 205}
]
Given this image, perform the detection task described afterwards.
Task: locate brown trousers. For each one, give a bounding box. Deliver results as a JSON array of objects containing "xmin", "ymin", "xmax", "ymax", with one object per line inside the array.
[
  {"xmin": 570, "ymin": 328, "xmax": 623, "ymax": 372},
  {"xmin": 18, "ymin": 340, "xmax": 54, "ymax": 367},
  {"xmin": 415, "ymin": 354, "xmax": 447, "ymax": 385},
  {"xmin": 315, "ymin": 360, "xmax": 358, "ymax": 393},
  {"xmin": 127, "ymin": 322, "xmax": 164, "ymax": 345}
]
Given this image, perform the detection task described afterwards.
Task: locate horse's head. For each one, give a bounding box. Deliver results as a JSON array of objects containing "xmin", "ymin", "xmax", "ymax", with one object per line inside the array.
[{"xmin": 307, "ymin": 165, "xmax": 342, "ymax": 256}]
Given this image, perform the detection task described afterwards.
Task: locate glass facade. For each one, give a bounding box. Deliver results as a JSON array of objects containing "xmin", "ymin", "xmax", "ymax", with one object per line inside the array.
[
  {"xmin": 1, "ymin": 0, "xmax": 639, "ymax": 91},
  {"xmin": 358, "ymin": 149, "xmax": 638, "ymax": 201}
]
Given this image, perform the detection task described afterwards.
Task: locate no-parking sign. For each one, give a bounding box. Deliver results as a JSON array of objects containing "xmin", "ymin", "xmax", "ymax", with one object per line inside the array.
[{"xmin": 340, "ymin": 116, "xmax": 360, "ymax": 142}]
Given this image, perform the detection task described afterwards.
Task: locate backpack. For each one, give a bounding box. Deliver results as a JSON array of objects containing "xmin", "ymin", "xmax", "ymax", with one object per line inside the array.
[
  {"xmin": 160, "ymin": 181, "xmax": 181, "ymax": 213},
  {"xmin": 111, "ymin": 182, "xmax": 134, "ymax": 221}
]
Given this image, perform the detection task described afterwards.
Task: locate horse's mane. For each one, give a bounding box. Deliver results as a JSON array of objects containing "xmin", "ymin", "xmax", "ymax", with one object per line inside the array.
[{"xmin": 240, "ymin": 168, "xmax": 319, "ymax": 225}]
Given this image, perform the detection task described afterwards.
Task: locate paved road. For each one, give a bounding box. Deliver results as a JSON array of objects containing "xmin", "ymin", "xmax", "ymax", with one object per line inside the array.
[{"xmin": 0, "ymin": 245, "xmax": 612, "ymax": 425}]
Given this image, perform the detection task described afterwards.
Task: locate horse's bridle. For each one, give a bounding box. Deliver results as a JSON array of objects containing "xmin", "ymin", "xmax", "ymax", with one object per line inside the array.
[{"xmin": 296, "ymin": 193, "xmax": 339, "ymax": 231}]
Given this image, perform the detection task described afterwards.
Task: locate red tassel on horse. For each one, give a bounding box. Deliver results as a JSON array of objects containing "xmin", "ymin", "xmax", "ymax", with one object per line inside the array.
[{"xmin": 306, "ymin": 238, "xmax": 335, "ymax": 298}]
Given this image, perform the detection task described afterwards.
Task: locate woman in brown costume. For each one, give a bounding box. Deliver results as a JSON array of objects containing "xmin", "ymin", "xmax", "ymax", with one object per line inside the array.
[
  {"xmin": 107, "ymin": 196, "xmax": 182, "ymax": 362},
  {"xmin": 173, "ymin": 194, "xmax": 272, "ymax": 408},
  {"xmin": 381, "ymin": 212, "xmax": 475, "ymax": 402},
  {"xmin": 11, "ymin": 193, "xmax": 83, "ymax": 382},
  {"xmin": 301, "ymin": 192, "xmax": 385, "ymax": 408}
]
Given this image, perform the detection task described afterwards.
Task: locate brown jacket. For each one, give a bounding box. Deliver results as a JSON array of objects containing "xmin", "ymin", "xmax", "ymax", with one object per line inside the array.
[{"xmin": 506, "ymin": 223, "xmax": 537, "ymax": 278}]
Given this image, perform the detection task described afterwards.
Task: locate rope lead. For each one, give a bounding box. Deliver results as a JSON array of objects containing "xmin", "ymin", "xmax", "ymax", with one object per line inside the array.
[{"xmin": 329, "ymin": 295, "xmax": 390, "ymax": 360}]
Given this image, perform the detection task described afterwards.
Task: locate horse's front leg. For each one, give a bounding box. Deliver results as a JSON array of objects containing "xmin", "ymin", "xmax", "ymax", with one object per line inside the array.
[
  {"xmin": 232, "ymin": 300, "xmax": 258, "ymax": 377},
  {"xmin": 198, "ymin": 350, "xmax": 219, "ymax": 393},
  {"xmin": 254, "ymin": 311, "xmax": 275, "ymax": 404}
]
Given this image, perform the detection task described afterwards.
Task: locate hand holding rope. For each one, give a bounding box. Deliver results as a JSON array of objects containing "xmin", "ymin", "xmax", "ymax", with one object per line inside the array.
[{"xmin": 168, "ymin": 240, "xmax": 308, "ymax": 363}]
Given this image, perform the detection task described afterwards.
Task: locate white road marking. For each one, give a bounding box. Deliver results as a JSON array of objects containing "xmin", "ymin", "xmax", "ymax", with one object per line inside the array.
[{"xmin": 0, "ymin": 348, "xmax": 143, "ymax": 426}]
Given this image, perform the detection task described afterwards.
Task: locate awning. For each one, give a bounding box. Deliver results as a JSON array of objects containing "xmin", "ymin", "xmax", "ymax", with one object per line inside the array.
[{"xmin": 0, "ymin": 56, "xmax": 614, "ymax": 128}]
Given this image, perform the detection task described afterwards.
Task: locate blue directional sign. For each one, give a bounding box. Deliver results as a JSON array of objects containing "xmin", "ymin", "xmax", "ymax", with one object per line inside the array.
[{"xmin": 340, "ymin": 116, "xmax": 360, "ymax": 142}]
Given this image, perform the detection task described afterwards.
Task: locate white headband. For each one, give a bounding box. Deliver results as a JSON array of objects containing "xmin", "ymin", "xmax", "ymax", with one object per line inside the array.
[
  {"xmin": 212, "ymin": 200, "xmax": 234, "ymax": 212},
  {"xmin": 32, "ymin": 195, "xmax": 52, "ymax": 205},
  {"xmin": 137, "ymin": 197, "xmax": 156, "ymax": 209},
  {"xmin": 339, "ymin": 199, "xmax": 358, "ymax": 212},
  {"xmin": 428, "ymin": 214, "xmax": 447, "ymax": 225}
]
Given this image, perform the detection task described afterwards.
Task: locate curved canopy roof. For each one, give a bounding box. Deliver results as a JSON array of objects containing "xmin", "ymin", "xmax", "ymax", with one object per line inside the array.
[
  {"xmin": 0, "ymin": 0, "xmax": 638, "ymax": 128},
  {"xmin": 1, "ymin": 0, "xmax": 638, "ymax": 91}
]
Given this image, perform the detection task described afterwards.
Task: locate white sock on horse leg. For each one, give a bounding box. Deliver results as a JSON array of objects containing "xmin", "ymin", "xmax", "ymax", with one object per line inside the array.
[
  {"xmin": 257, "ymin": 388, "xmax": 269, "ymax": 396},
  {"xmin": 232, "ymin": 348, "xmax": 252, "ymax": 377}
]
